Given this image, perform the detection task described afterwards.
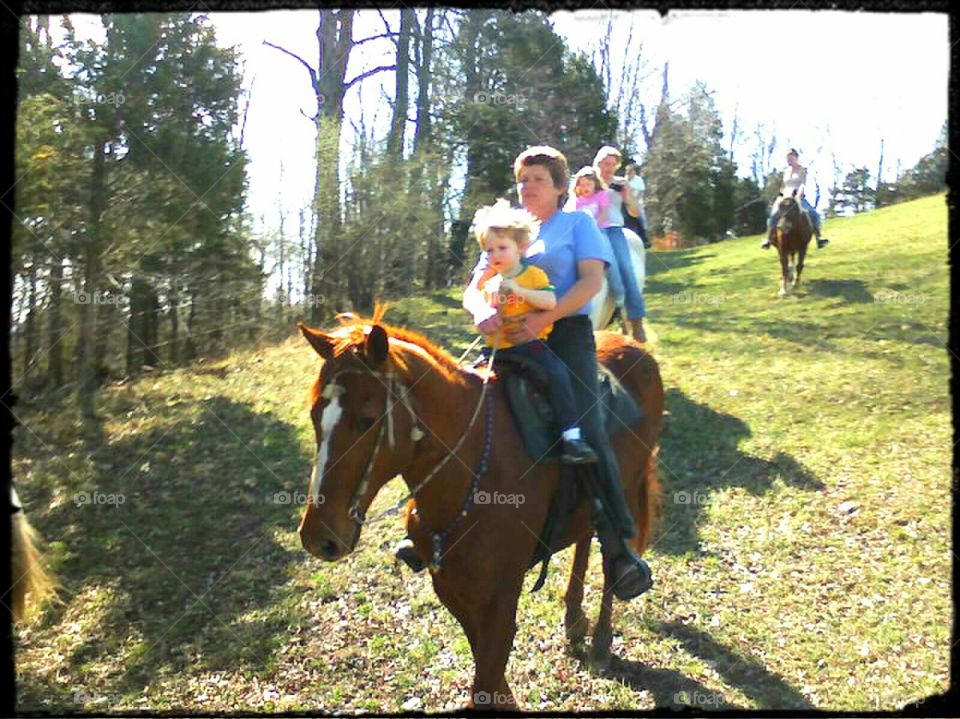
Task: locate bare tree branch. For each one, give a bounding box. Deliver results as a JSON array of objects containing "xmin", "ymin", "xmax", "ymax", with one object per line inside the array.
[
  {"xmin": 354, "ymin": 31, "xmax": 397, "ymax": 47},
  {"xmin": 344, "ymin": 64, "xmax": 397, "ymax": 91},
  {"xmin": 238, "ymin": 68, "xmax": 254, "ymax": 149},
  {"xmin": 375, "ymin": 8, "xmax": 398, "ymax": 49},
  {"xmin": 263, "ymin": 40, "xmax": 317, "ymax": 93}
]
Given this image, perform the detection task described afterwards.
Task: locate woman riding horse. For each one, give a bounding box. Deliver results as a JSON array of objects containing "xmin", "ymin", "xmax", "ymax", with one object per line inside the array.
[
  {"xmin": 461, "ymin": 145, "xmax": 653, "ymax": 601},
  {"xmin": 762, "ymin": 148, "xmax": 829, "ymax": 251}
]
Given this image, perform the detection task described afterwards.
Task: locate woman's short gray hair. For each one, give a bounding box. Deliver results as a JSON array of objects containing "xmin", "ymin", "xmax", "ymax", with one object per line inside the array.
[{"xmin": 592, "ymin": 145, "xmax": 622, "ymax": 168}]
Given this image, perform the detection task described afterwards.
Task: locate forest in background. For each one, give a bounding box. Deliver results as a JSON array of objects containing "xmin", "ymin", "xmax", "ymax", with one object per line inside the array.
[{"xmin": 9, "ymin": 11, "xmax": 947, "ymax": 432}]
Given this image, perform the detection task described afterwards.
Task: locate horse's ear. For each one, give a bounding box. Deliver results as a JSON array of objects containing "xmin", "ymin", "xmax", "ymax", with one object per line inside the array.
[
  {"xmin": 298, "ymin": 323, "xmax": 334, "ymax": 359},
  {"xmin": 365, "ymin": 324, "xmax": 389, "ymax": 365}
]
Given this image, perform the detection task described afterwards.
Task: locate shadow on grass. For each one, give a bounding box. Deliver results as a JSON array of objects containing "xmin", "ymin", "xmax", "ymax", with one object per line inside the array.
[
  {"xmin": 646, "ymin": 250, "xmax": 717, "ymax": 278},
  {"xmin": 643, "ymin": 280, "xmax": 692, "ymax": 298},
  {"xmin": 803, "ymin": 278, "xmax": 874, "ymax": 303},
  {"xmin": 16, "ymin": 396, "xmax": 312, "ymax": 711},
  {"xmin": 424, "ymin": 291, "xmax": 463, "ymax": 309},
  {"xmin": 581, "ymin": 620, "xmax": 815, "ymax": 710},
  {"xmin": 656, "ymin": 388, "xmax": 823, "ymax": 556}
]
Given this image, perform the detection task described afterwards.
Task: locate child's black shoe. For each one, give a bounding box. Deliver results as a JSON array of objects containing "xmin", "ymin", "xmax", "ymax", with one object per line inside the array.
[{"xmin": 562, "ymin": 438, "xmax": 599, "ymax": 464}]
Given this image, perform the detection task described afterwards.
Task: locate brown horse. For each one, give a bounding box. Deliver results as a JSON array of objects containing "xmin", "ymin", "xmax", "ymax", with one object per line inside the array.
[
  {"xmin": 296, "ymin": 311, "xmax": 663, "ymax": 710},
  {"xmin": 771, "ymin": 193, "xmax": 813, "ymax": 297}
]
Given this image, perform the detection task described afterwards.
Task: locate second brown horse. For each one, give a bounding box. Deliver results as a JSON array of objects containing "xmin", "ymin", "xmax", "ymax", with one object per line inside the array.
[{"xmin": 771, "ymin": 193, "xmax": 814, "ymax": 297}]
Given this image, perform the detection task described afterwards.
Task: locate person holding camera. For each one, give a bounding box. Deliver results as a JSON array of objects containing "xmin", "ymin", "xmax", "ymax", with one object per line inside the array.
[
  {"xmin": 623, "ymin": 163, "xmax": 651, "ymax": 249},
  {"xmin": 594, "ymin": 146, "xmax": 646, "ymax": 342}
]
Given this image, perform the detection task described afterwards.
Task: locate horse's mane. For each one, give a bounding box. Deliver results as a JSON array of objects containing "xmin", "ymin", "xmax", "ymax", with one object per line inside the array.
[{"xmin": 323, "ymin": 304, "xmax": 475, "ymax": 389}]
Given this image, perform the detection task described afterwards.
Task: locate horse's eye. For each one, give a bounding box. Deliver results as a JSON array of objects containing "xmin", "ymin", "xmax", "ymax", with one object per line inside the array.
[{"xmin": 357, "ymin": 417, "xmax": 376, "ymax": 431}]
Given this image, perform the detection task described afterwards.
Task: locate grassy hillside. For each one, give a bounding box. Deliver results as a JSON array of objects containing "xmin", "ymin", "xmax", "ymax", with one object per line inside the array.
[{"xmin": 12, "ymin": 194, "xmax": 950, "ymax": 711}]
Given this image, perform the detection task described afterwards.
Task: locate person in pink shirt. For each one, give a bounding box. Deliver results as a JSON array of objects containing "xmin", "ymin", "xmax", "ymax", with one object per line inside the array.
[
  {"xmin": 574, "ymin": 166, "xmax": 611, "ymax": 226},
  {"xmin": 573, "ymin": 166, "xmax": 625, "ymax": 309}
]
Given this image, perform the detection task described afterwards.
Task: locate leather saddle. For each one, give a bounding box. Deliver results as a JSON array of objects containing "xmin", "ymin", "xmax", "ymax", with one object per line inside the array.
[
  {"xmin": 485, "ymin": 352, "xmax": 643, "ymax": 460},
  {"xmin": 477, "ymin": 351, "xmax": 644, "ymax": 591}
]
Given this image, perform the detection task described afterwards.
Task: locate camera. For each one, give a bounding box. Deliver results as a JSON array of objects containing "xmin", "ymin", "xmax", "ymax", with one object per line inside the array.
[{"xmin": 609, "ymin": 181, "xmax": 624, "ymax": 191}]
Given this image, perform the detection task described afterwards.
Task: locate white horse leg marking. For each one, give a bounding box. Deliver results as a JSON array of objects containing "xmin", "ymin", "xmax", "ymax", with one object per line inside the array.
[{"xmin": 310, "ymin": 389, "xmax": 344, "ymax": 505}]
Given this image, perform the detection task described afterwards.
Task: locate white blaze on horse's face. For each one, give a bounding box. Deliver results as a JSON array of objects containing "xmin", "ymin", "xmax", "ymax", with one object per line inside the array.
[{"xmin": 310, "ymin": 383, "xmax": 345, "ymax": 506}]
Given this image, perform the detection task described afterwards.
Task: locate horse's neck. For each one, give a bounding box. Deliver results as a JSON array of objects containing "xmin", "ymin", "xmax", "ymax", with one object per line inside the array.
[{"xmin": 395, "ymin": 342, "xmax": 485, "ymax": 522}]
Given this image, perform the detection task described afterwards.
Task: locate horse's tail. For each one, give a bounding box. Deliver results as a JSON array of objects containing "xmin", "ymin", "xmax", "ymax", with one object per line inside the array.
[
  {"xmin": 10, "ymin": 510, "xmax": 59, "ymax": 621},
  {"xmin": 633, "ymin": 443, "xmax": 661, "ymax": 556}
]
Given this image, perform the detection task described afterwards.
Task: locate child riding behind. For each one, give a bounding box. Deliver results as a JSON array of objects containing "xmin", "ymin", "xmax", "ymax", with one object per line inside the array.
[
  {"xmin": 572, "ymin": 166, "xmax": 626, "ymax": 311},
  {"xmin": 473, "ymin": 199, "xmax": 598, "ymax": 465}
]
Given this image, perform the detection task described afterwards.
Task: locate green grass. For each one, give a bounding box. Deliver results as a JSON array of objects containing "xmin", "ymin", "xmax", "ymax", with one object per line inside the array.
[{"xmin": 12, "ymin": 194, "xmax": 950, "ymax": 711}]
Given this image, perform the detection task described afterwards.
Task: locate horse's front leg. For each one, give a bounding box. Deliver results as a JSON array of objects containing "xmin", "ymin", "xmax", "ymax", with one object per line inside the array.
[
  {"xmin": 469, "ymin": 582, "xmax": 523, "ymax": 710},
  {"xmin": 778, "ymin": 242, "xmax": 790, "ymax": 297},
  {"xmin": 436, "ymin": 575, "xmax": 522, "ymax": 710},
  {"xmin": 795, "ymin": 245, "xmax": 808, "ymax": 289}
]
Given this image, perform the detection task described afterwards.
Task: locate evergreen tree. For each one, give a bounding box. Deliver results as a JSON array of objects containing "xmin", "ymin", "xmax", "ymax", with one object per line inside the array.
[{"xmin": 644, "ymin": 82, "xmax": 735, "ymax": 242}]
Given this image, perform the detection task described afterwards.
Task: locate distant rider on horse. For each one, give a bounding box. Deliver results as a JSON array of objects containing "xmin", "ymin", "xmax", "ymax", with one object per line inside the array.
[{"xmin": 761, "ymin": 148, "xmax": 830, "ymax": 250}]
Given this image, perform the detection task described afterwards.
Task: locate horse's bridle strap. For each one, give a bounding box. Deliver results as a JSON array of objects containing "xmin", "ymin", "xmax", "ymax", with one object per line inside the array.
[
  {"xmin": 324, "ymin": 367, "xmax": 425, "ymax": 526},
  {"xmin": 317, "ymin": 342, "xmax": 497, "ymax": 532}
]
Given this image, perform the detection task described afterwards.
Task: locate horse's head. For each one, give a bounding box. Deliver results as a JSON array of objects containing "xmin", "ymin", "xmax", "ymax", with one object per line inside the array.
[
  {"xmin": 296, "ymin": 321, "xmax": 422, "ymax": 561},
  {"xmin": 777, "ymin": 192, "xmax": 801, "ymax": 234}
]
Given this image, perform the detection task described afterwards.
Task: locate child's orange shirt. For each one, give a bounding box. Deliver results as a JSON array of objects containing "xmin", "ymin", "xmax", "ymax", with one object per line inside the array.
[{"xmin": 480, "ymin": 262, "xmax": 555, "ymax": 349}]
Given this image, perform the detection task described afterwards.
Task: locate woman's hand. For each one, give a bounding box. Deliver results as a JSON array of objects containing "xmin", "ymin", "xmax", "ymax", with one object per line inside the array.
[
  {"xmin": 505, "ymin": 311, "xmax": 552, "ymax": 345},
  {"xmin": 476, "ymin": 314, "xmax": 502, "ymax": 336}
]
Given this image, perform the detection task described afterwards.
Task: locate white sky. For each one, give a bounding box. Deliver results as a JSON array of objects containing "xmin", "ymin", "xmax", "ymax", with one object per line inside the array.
[
  {"xmin": 208, "ymin": 9, "xmax": 948, "ymax": 232},
  {"xmin": 551, "ymin": 10, "xmax": 948, "ymax": 188},
  {"xmin": 38, "ymin": 10, "xmax": 949, "ymax": 243}
]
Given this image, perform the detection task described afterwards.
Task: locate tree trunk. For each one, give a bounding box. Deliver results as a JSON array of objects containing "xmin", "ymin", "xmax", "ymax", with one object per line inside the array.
[
  {"xmin": 95, "ymin": 291, "xmax": 113, "ymax": 382},
  {"xmin": 278, "ymin": 197, "xmax": 287, "ymax": 311},
  {"xmin": 308, "ymin": 9, "xmax": 354, "ymax": 320},
  {"xmin": 78, "ymin": 138, "xmax": 107, "ymax": 426},
  {"xmin": 47, "ymin": 256, "xmax": 63, "ymax": 387},
  {"xmin": 185, "ymin": 290, "xmax": 198, "ymax": 360},
  {"xmin": 412, "ymin": 8, "xmax": 437, "ymax": 288},
  {"xmin": 126, "ymin": 276, "xmax": 146, "ymax": 373},
  {"xmin": 412, "ymin": 8, "xmax": 434, "ymax": 157},
  {"xmin": 387, "ymin": 8, "xmax": 412, "ymax": 159},
  {"xmin": 300, "ymin": 208, "xmax": 311, "ymax": 304},
  {"xmin": 145, "ymin": 284, "xmax": 160, "ymax": 366},
  {"xmin": 168, "ymin": 284, "xmax": 179, "ymax": 364},
  {"xmin": 23, "ymin": 265, "xmax": 38, "ymax": 380},
  {"xmin": 875, "ymin": 138, "xmax": 885, "ymax": 206},
  {"xmin": 453, "ymin": 10, "xmax": 491, "ymax": 272}
]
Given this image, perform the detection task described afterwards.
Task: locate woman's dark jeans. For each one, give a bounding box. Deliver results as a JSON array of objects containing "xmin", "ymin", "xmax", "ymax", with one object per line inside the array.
[{"xmin": 546, "ymin": 315, "xmax": 638, "ymax": 546}]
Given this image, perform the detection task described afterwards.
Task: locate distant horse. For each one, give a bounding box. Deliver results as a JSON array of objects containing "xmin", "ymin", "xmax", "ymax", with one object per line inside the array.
[
  {"xmin": 589, "ymin": 226, "xmax": 647, "ymax": 330},
  {"xmin": 296, "ymin": 312, "xmax": 663, "ymax": 710},
  {"xmin": 771, "ymin": 193, "xmax": 813, "ymax": 297},
  {"xmin": 9, "ymin": 485, "xmax": 58, "ymax": 621}
]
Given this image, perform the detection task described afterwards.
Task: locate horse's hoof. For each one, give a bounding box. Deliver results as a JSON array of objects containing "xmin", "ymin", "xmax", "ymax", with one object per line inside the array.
[
  {"xmin": 565, "ymin": 614, "xmax": 589, "ymax": 645},
  {"xmin": 778, "ymin": 290, "xmax": 788, "ymax": 298},
  {"xmin": 590, "ymin": 632, "xmax": 613, "ymax": 669}
]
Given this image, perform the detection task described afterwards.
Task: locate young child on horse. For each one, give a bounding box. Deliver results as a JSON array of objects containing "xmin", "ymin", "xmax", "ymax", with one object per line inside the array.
[
  {"xmin": 573, "ymin": 166, "xmax": 626, "ymax": 310},
  {"xmin": 392, "ymin": 200, "xmax": 598, "ymax": 573},
  {"xmin": 762, "ymin": 148, "xmax": 830, "ymax": 250},
  {"xmin": 473, "ymin": 199, "xmax": 598, "ymax": 465}
]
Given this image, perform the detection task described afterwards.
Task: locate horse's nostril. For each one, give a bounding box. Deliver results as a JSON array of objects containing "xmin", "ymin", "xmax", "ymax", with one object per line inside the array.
[{"xmin": 320, "ymin": 539, "xmax": 339, "ymax": 560}]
